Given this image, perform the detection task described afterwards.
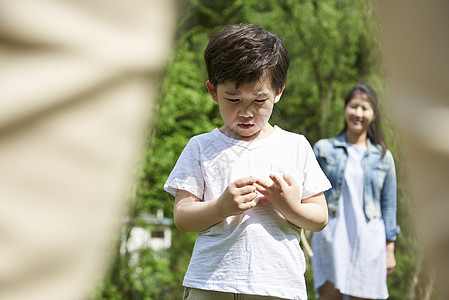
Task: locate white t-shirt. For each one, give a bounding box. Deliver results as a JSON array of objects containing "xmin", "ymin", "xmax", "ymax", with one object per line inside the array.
[{"xmin": 164, "ymin": 126, "xmax": 331, "ymax": 300}]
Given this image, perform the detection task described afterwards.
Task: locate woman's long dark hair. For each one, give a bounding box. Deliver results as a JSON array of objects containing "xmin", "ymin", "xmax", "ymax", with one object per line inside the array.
[{"xmin": 341, "ymin": 83, "xmax": 387, "ymax": 157}]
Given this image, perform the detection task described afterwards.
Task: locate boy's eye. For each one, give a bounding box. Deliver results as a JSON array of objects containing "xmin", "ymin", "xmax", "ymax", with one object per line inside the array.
[
  {"xmin": 254, "ymin": 99, "xmax": 267, "ymax": 104},
  {"xmin": 226, "ymin": 98, "xmax": 240, "ymax": 103}
]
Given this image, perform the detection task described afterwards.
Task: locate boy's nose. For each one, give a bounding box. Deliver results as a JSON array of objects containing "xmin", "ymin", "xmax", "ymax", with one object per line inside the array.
[{"xmin": 238, "ymin": 107, "xmax": 254, "ymax": 118}]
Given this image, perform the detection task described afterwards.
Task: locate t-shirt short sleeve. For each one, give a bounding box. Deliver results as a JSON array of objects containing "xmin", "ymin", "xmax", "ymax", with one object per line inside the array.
[
  {"xmin": 164, "ymin": 138, "xmax": 204, "ymax": 200},
  {"xmin": 300, "ymin": 136, "xmax": 332, "ymax": 199}
]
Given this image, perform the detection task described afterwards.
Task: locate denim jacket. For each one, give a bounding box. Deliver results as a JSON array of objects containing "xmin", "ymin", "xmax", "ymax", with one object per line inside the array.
[{"xmin": 313, "ymin": 133, "xmax": 398, "ymax": 241}]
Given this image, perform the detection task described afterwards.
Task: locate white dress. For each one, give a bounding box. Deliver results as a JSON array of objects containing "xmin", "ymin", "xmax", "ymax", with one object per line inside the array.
[{"xmin": 311, "ymin": 144, "xmax": 388, "ymax": 299}]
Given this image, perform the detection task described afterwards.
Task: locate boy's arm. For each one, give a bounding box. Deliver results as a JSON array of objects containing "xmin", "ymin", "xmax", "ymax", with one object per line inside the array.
[
  {"xmin": 255, "ymin": 174, "xmax": 328, "ymax": 231},
  {"xmin": 174, "ymin": 177, "xmax": 259, "ymax": 232},
  {"xmin": 174, "ymin": 190, "xmax": 223, "ymax": 232},
  {"xmin": 297, "ymin": 192, "xmax": 328, "ymax": 231}
]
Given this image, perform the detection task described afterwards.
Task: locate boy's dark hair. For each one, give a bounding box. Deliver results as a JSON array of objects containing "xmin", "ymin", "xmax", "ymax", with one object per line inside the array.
[
  {"xmin": 204, "ymin": 24, "xmax": 290, "ymax": 93},
  {"xmin": 341, "ymin": 83, "xmax": 387, "ymax": 157}
]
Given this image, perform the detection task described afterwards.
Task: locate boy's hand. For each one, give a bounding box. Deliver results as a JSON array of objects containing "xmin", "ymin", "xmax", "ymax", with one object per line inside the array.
[
  {"xmin": 217, "ymin": 176, "xmax": 259, "ymax": 218},
  {"xmin": 255, "ymin": 173, "xmax": 300, "ymax": 213},
  {"xmin": 255, "ymin": 173, "xmax": 328, "ymax": 231}
]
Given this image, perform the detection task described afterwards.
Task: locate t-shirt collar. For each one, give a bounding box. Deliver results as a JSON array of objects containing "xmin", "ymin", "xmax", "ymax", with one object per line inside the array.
[{"xmin": 212, "ymin": 125, "xmax": 280, "ymax": 150}]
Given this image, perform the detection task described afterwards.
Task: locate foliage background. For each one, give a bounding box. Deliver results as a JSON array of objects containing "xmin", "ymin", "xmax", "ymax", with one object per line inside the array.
[{"xmin": 93, "ymin": 1, "xmax": 420, "ymax": 299}]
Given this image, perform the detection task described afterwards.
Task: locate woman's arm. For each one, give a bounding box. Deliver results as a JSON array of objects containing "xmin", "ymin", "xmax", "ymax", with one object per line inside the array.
[
  {"xmin": 386, "ymin": 241, "xmax": 396, "ymax": 275},
  {"xmin": 381, "ymin": 152, "xmax": 398, "ymax": 275},
  {"xmin": 381, "ymin": 151, "xmax": 398, "ymax": 241}
]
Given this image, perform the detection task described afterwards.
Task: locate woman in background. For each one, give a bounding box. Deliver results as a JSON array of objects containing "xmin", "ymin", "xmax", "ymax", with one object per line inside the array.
[{"xmin": 311, "ymin": 83, "xmax": 399, "ymax": 300}]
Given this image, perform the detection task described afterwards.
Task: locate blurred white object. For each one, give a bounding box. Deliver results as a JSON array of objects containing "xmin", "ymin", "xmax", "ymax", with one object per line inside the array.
[
  {"xmin": 122, "ymin": 210, "xmax": 174, "ymax": 255},
  {"xmin": 378, "ymin": 1, "xmax": 449, "ymax": 299},
  {"xmin": 0, "ymin": 1, "xmax": 176, "ymax": 299}
]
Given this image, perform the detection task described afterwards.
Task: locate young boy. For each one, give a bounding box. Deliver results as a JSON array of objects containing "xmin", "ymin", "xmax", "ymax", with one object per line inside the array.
[{"xmin": 164, "ymin": 24, "xmax": 331, "ymax": 300}]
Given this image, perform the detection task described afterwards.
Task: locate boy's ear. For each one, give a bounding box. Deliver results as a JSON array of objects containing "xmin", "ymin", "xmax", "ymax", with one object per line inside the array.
[
  {"xmin": 274, "ymin": 84, "xmax": 285, "ymax": 103},
  {"xmin": 206, "ymin": 80, "xmax": 218, "ymax": 102}
]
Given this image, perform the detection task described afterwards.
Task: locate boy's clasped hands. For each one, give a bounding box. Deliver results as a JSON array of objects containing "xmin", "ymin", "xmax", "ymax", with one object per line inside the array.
[{"xmin": 216, "ymin": 174, "xmax": 301, "ymax": 219}]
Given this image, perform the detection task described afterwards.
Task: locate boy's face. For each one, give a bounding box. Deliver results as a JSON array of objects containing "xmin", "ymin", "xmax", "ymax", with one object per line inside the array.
[{"xmin": 206, "ymin": 76, "xmax": 284, "ymax": 141}]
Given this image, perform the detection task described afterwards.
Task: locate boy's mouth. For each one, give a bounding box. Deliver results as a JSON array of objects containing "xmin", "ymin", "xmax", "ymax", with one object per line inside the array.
[{"xmin": 238, "ymin": 123, "xmax": 254, "ymax": 130}]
